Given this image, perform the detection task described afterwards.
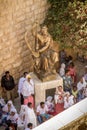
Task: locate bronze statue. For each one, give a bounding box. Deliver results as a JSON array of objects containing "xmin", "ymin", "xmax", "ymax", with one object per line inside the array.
[{"xmin": 25, "ymin": 23, "xmax": 59, "ymax": 81}]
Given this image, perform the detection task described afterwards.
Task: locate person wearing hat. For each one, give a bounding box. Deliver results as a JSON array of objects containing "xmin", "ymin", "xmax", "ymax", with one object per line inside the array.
[
  {"xmin": 0, "ymin": 100, "xmax": 16, "ymax": 126},
  {"xmin": 45, "ymin": 96, "xmax": 55, "ymax": 116},
  {"xmin": 2, "ymin": 100, "xmax": 15, "ymax": 113},
  {"xmin": 21, "ymin": 74, "xmax": 35, "ymax": 108},
  {"xmin": 6, "ymin": 108, "xmax": 18, "ymax": 130}
]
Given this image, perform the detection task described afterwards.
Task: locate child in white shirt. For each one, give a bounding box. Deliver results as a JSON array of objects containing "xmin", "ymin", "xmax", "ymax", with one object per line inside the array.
[{"xmin": 64, "ymin": 92, "xmax": 74, "ymax": 109}]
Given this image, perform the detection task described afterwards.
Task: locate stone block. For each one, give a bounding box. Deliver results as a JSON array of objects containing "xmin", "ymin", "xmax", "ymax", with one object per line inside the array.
[
  {"xmin": 10, "ymin": 38, "xmax": 18, "ymax": 44},
  {"xmin": 0, "ymin": 45, "xmax": 2, "ymax": 50},
  {"xmin": 4, "ymin": 64, "xmax": 13, "ymax": 71},
  {"xmin": 13, "ymin": 42, "xmax": 21, "ymax": 48},
  {"xmin": 16, "ymin": 15, "xmax": 25, "ymax": 23},
  {"xmin": 0, "ymin": 57, "xmax": 3, "ymax": 62},
  {"xmin": 25, "ymin": 7, "xmax": 31, "ymax": 13},
  {"xmin": 30, "ymin": 73, "xmax": 63, "ymax": 107},
  {"xmin": 23, "ymin": 56, "xmax": 31, "ymax": 62},
  {"xmin": 0, "ymin": 31, "xmax": 3, "ymax": 37},
  {"xmin": 26, "ymin": 0, "xmax": 33, "ymax": 6},
  {"xmin": 17, "ymin": 36, "xmax": 24, "ymax": 42},
  {"xmin": 21, "ymin": 49, "xmax": 30, "ymax": 57},
  {"xmin": 17, "ymin": 47, "xmax": 23, "ymax": 54},
  {"xmin": 2, "ymin": 36, "xmax": 8, "ymax": 42},
  {"xmin": 14, "ymin": 23, "xmax": 22, "ymax": 30},
  {"xmin": 5, "ymin": 41, "xmax": 11, "ymax": 46},
  {"xmin": 40, "ymin": 0, "xmax": 47, "ymax": 7},
  {"xmin": 3, "ymin": 53, "xmax": 11, "ymax": 60},
  {"xmin": 15, "ymin": 10, "xmax": 24, "ymax": 18},
  {"xmin": 9, "ymin": 32, "xmax": 16, "ymax": 40},
  {"xmin": 13, "ymin": 60, "xmax": 22, "ymax": 68},
  {"xmin": 16, "ymin": 28, "xmax": 25, "ymax": 35}
]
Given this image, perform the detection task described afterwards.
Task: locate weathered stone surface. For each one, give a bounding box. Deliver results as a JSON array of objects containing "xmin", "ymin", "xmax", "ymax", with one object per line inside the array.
[{"xmin": 0, "ymin": 0, "xmax": 48, "ymax": 87}]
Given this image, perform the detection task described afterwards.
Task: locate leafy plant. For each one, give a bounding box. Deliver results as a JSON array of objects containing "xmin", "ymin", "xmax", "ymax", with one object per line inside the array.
[{"xmin": 44, "ymin": 0, "xmax": 87, "ymax": 56}]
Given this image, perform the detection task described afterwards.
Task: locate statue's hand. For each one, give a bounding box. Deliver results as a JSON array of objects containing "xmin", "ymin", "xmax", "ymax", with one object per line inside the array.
[
  {"xmin": 38, "ymin": 49, "xmax": 43, "ymax": 53},
  {"xmin": 32, "ymin": 51, "xmax": 40, "ymax": 58}
]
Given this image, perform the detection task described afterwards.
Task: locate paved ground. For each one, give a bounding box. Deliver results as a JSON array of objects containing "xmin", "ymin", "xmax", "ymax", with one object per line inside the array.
[{"xmin": 0, "ymin": 60, "xmax": 87, "ymax": 130}]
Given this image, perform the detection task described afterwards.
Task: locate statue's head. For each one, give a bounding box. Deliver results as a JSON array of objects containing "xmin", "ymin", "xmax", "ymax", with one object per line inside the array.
[{"xmin": 41, "ymin": 26, "xmax": 48, "ymax": 35}]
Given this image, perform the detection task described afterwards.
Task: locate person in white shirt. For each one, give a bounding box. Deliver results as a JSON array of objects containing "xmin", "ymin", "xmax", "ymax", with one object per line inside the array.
[
  {"xmin": 19, "ymin": 105, "xmax": 27, "ymax": 123},
  {"xmin": 24, "ymin": 102, "xmax": 37, "ymax": 128},
  {"xmin": 36, "ymin": 102, "xmax": 52, "ymax": 124},
  {"xmin": 25, "ymin": 123, "xmax": 33, "ymax": 130},
  {"xmin": 18, "ymin": 72, "xmax": 28, "ymax": 104},
  {"xmin": 45, "ymin": 96, "xmax": 54, "ymax": 113},
  {"xmin": 1, "ymin": 100, "xmax": 16, "ymax": 125},
  {"xmin": 77, "ymin": 77, "xmax": 87, "ymax": 91},
  {"xmin": 7, "ymin": 108, "xmax": 18, "ymax": 123},
  {"xmin": 6, "ymin": 108, "xmax": 18, "ymax": 130},
  {"xmin": 54, "ymin": 86, "xmax": 65, "ymax": 104},
  {"xmin": 2, "ymin": 100, "xmax": 16, "ymax": 114},
  {"xmin": 18, "ymin": 105, "xmax": 27, "ymax": 129},
  {"xmin": 59, "ymin": 63, "xmax": 66, "ymax": 77},
  {"xmin": 21, "ymin": 74, "xmax": 35, "ymax": 108},
  {"xmin": 64, "ymin": 92, "xmax": 74, "ymax": 109},
  {"xmin": 54, "ymin": 86, "xmax": 65, "ymax": 114},
  {"xmin": 77, "ymin": 77, "xmax": 87, "ymax": 101}
]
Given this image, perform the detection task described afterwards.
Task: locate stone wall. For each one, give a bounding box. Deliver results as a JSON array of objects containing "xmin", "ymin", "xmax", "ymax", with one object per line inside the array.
[{"xmin": 0, "ymin": 0, "xmax": 48, "ymax": 85}]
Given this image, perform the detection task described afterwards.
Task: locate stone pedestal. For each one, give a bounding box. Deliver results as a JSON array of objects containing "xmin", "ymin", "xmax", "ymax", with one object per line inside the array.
[{"xmin": 30, "ymin": 72, "xmax": 63, "ymax": 107}]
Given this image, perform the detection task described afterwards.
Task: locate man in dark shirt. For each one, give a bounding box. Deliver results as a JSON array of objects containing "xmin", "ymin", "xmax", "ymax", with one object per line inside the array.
[{"xmin": 1, "ymin": 71, "xmax": 15, "ymax": 101}]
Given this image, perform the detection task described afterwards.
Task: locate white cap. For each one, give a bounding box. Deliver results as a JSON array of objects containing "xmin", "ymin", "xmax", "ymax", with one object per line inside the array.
[{"xmin": 10, "ymin": 108, "xmax": 17, "ymax": 113}]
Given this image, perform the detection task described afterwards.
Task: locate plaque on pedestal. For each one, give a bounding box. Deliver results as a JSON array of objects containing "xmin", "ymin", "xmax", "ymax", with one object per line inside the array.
[{"xmin": 29, "ymin": 72, "xmax": 63, "ymax": 107}]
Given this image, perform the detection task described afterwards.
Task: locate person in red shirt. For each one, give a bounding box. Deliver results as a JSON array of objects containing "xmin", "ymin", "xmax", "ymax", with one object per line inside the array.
[{"xmin": 68, "ymin": 62, "xmax": 77, "ymax": 83}]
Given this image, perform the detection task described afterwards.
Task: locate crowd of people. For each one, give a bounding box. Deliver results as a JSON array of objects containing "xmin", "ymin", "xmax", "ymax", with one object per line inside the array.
[{"xmin": 0, "ymin": 49, "xmax": 87, "ymax": 130}]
